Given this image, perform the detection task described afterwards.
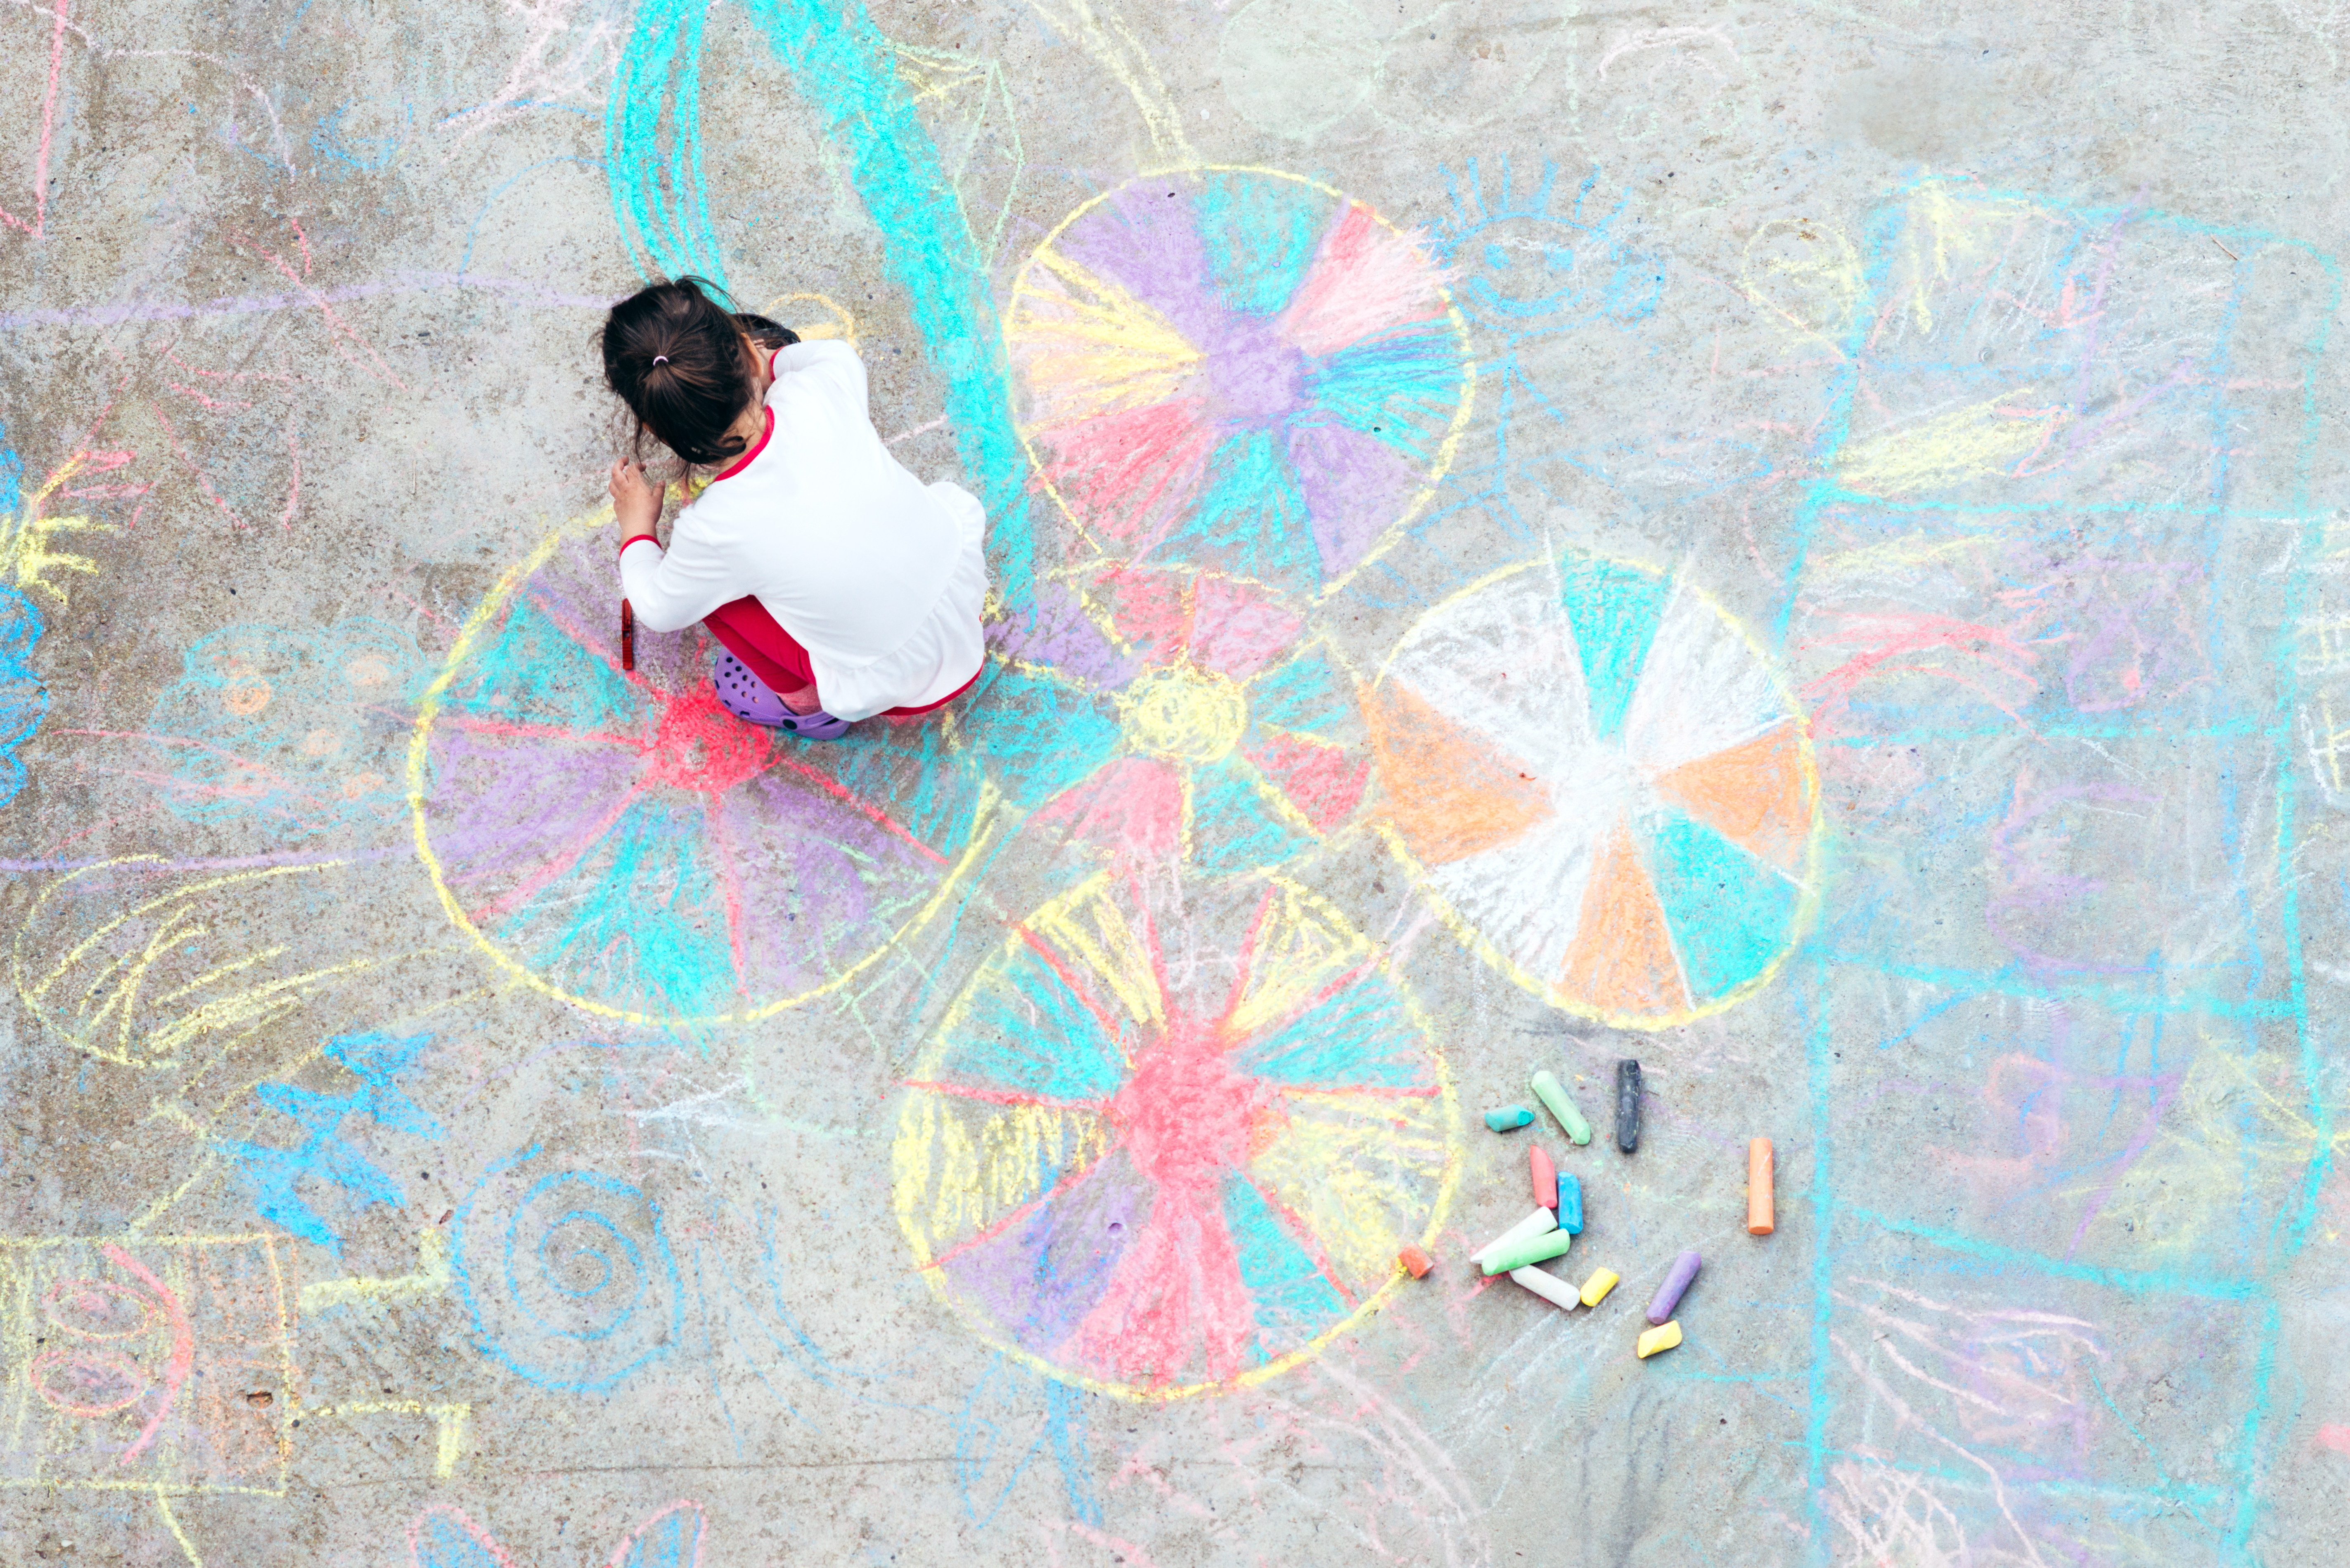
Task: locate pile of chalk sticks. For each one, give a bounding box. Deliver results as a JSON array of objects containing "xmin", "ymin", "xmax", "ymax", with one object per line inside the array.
[{"xmin": 1395, "ymin": 1060, "xmax": 1774, "ymax": 1362}]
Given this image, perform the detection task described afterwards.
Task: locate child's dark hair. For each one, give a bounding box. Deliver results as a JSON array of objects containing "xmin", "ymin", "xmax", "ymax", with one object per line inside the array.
[{"xmin": 602, "ymin": 276, "xmax": 785, "ymax": 469}]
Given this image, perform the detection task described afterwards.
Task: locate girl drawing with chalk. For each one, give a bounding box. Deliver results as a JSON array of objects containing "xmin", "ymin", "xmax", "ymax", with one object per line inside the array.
[{"xmin": 602, "ymin": 276, "xmax": 987, "ymax": 738}]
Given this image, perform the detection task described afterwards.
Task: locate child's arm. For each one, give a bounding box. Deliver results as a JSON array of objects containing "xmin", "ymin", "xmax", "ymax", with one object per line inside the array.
[{"xmin": 614, "ymin": 465, "xmax": 741, "ymax": 633}]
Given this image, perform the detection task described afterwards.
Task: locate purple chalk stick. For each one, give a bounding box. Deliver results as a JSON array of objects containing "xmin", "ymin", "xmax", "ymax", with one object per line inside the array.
[{"xmin": 1646, "ymin": 1249, "xmax": 1702, "ymax": 1326}]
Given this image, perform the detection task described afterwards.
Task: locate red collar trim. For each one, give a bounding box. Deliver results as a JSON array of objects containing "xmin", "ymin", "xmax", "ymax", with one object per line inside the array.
[
  {"xmin": 768, "ymin": 343, "xmax": 784, "ymax": 376},
  {"xmin": 711, "ymin": 406, "xmax": 774, "ymax": 483}
]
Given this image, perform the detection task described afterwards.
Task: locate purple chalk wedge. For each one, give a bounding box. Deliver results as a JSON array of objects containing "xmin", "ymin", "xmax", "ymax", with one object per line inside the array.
[{"xmin": 1646, "ymin": 1249, "xmax": 1701, "ymax": 1325}]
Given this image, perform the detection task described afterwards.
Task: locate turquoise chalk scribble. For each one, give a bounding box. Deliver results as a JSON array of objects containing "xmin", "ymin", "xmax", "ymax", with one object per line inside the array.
[
  {"xmin": 0, "ymin": 427, "xmax": 45, "ymax": 811},
  {"xmin": 608, "ymin": 0, "xmax": 1034, "ymax": 611}
]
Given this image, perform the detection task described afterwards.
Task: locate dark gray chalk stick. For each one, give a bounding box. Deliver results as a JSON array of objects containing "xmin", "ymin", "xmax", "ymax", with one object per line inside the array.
[{"xmin": 1616, "ymin": 1059, "xmax": 1642, "ymax": 1153}]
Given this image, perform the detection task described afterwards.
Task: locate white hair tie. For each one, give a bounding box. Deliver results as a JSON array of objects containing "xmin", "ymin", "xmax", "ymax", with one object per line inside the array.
[{"xmin": 652, "ymin": 355, "xmax": 669, "ymax": 365}]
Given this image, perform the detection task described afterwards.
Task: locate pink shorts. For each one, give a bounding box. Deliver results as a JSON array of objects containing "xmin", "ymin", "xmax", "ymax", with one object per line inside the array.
[{"xmin": 701, "ymin": 596, "xmax": 976, "ymax": 719}]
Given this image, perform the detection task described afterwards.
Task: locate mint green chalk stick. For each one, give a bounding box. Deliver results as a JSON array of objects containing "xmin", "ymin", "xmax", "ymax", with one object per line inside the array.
[
  {"xmin": 1481, "ymin": 1227, "xmax": 1574, "ymax": 1276},
  {"xmin": 1530, "ymin": 1070, "xmax": 1592, "ymax": 1145}
]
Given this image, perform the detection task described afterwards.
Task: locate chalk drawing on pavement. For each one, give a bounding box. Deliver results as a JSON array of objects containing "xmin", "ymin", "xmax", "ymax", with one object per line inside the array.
[
  {"xmin": 452, "ymin": 1142, "xmax": 683, "ymax": 1395},
  {"xmin": 1369, "ymin": 547, "xmax": 1822, "ymax": 1028},
  {"xmin": 407, "ymin": 520, "xmax": 997, "ymax": 1028},
  {"xmin": 893, "ymin": 868, "xmax": 1459, "ymax": 1400},
  {"xmin": 0, "ymin": 1236, "xmax": 295, "ymax": 1496},
  {"xmin": 1004, "ymin": 167, "xmax": 1473, "ymax": 601},
  {"xmin": 986, "ymin": 562, "xmax": 1367, "ymax": 873}
]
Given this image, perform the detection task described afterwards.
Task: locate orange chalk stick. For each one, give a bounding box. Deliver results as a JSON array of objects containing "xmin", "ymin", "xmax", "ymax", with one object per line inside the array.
[
  {"xmin": 1399, "ymin": 1244, "xmax": 1433, "ymax": 1278},
  {"xmin": 1530, "ymin": 1145, "xmax": 1557, "ymax": 1209},
  {"xmin": 1747, "ymin": 1138, "xmax": 1774, "ymax": 1235}
]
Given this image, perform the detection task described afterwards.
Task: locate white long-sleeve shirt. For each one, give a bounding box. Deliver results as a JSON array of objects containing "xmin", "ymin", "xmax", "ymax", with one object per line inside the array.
[{"xmin": 618, "ymin": 338, "xmax": 988, "ymax": 721}]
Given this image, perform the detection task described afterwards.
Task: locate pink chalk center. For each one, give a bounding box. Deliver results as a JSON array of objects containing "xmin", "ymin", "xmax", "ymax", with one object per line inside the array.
[
  {"xmin": 637, "ymin": 683, "xmax": 771, "ymax": 795},
  {"xmin": 1106, "ymin": 1015, "xmax": 1286, "ymax": 1195}
]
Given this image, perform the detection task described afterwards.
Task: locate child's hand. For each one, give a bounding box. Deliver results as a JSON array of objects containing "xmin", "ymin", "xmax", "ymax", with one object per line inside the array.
[{"xmin": 609, "ymin": 459, "xmax": 662, "ymax": 537}]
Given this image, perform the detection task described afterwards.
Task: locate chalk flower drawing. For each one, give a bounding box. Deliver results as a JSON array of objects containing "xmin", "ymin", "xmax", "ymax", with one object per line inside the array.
[
  {"xmin": 1002, "ymin": 563, "xmax": 1366, "ymax": 872},
  {"xmin": 1369, "ymin": 547, "xmax": 1822, "ymax": 1027},
  {"xmin": 147, "ymin": 618, "xmax": 423, "ymax": 837},
  {"xmin": 893, "ymin": 869, "xmax": 1459, "ymax": 1400},
  {"xmin": 409, "ymin": 526, "xmax": 991, "ymax": 1026},
  {"xmin": 1006, "ymin": 167, "xmax": 1472, "ymax": 599}
]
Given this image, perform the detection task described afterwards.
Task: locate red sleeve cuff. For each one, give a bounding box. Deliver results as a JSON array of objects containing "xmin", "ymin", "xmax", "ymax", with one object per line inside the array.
[{"xmin": 619, "ymin": 534, "xmax": 659, "ymax": 557}]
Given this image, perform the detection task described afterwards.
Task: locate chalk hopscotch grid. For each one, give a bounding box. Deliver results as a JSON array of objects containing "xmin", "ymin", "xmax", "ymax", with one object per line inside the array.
[{"xmin": 1787, "ymin": 183, "xmax": 2340, "ymax": 1563}]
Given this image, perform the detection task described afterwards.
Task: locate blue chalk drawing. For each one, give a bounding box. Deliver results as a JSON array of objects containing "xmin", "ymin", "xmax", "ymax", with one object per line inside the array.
[
  {"xmin": 1434, "ymin": 157, "xmax": 1664, "ymax": 336},
  {"xmin": 221, "ymin": 1031, "xmax": 441, "ymax": 1255},
  {"xmin": 1778, "ymin": 179, "xmax": 2344, "ymax": 1566},
  {"xmin": 952, "ymin": 1352, "xmax": 1102, "ymax": 1530},
  {"xmin": 1221, "ymin": 1172, "xmax": 1349, "ymax": 1361},
  {"xmin": 407, "ymin": 1501, "xmax": 708, "ymax": 1568},
  {"xmin": 1556, "ymin": 553, "xmax": 1670, "ymax": 742},
  {"xmin": 609, "ymin": 0, "xmax": 1035, "ymax": 612},
  {"xmin": 148, "ymin": 616, "xmax": 424, "ymax": 837},
  {"xmin": 454, "ymin": 1143, "xmax": 683, "ymax": 1393},
  {"xmin": 0, "ymin": 426, "xmax": 47, "ymax": 810}
]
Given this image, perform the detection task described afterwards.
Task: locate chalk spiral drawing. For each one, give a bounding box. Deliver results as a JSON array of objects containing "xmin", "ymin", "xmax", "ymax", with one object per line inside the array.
[
  {"xmin": 1004, "ymin": 563, "xmax": 1366, "ymax": 873},
  {"xmin": 893, "ymin": 870, "xmax": 1459, "ymax": 1400},
  {"xmin": 452, "ymin": 1142, "xmax": 684, "ymax": 1394},
  {"xmin": 1369, "ymin": 547, "xmax": 1820, "ymax": 1027},
  {"xmin": 147, "ymin": 617, "xmax": 423, "ymax": 837},
  {"xmin": 1004, "ymin": 168, "xmax": 1473, "ymax": 599},
  {"xmin": 407, "ymin": 523, "xmax": 995, "ymax": 1027},
  {"xmin": 407, "ymin": 1499, "xmax": 707, "ymax": 1568}
]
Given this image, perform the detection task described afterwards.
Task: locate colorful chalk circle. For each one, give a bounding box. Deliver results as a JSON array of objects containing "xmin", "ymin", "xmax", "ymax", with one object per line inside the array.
[
  {"xmin": 407, "ymin": 525, "xmax": 990, "ymax": 1027},
  {"xmin": 892, "ymin": 869, "xmax": 1459, "ymax": 1400},
  {"xmin": 1004, "ymin": 167, "xmax": 1473, "ymax": 600},
  {"xmin": 1369, "ymin": 548, "xmax": 1821, "ymax": 1028},
  {"xmin": 992, "ymin": 562, "xmax": 1370, "ymax": 873}
]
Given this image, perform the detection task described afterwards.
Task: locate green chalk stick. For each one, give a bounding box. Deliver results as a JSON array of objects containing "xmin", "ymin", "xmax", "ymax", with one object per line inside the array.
[
  {"xmin": 1530, "ymin": 1070, "xmax": 1592, "ymax": 1145},
  {"xmin": 1481, "ymin": 1227, "xmax": 1574, "ymax": 1276}
]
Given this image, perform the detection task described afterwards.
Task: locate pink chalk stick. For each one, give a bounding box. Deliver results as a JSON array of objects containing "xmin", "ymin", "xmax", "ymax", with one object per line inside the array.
[{"xmin": 1530, "ymin": 1145, "xmax": 1558, "ymax": 1210}]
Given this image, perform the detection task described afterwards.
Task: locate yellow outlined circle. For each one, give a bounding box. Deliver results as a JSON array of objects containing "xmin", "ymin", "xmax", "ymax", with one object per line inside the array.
[
  {"xmin": 1367, "ymin": 549, "xmax": 1825, "ymax": 1031},
  {"xmin": 892, "ymin": 868, "xmax": 1462, "ymax": 1401},
  {"xmin": 1003, "ymin": 165, "xmax": 1477, "ymax": 597},
  {"xmin": 405, "ymin": 516, "xmax": 993, "ymax": 1028}
]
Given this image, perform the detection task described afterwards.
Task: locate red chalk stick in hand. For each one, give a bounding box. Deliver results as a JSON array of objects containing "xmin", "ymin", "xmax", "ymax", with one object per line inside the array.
[{"xmin": 1530, "ymin": 1145, "xmax": 1558, "ymax": 1210}]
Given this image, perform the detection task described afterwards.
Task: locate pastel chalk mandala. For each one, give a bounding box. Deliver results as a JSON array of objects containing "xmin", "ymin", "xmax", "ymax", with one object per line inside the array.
[
  {"xmin": 1005, "ymin": 167, "xmax": 1472, "ymax": 599},
  {"xmin": 407, "ymin": 527, "xmax": 989, "ymax": 1026},
  {"xmin": 1367, "ymin": 550, "xmax": 1821, "ymax": 1028},
  {"xmin": 988, "ymin": 562, "xmax": 1369, "ymax": 873},
  {"xmin": 893, "ymin": 870, "xmax": 1459, "ymax": 1399}
]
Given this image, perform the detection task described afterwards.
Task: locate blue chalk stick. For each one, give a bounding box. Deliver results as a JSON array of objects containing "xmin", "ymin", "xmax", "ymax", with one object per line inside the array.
[
  {"xmin": 1484, "ymin": 1104, "xmax": 1535, "ymax": 1132},
  {"xmin": 1557, "ymin": 1172, "xmax": 1583, "ymax": 1235}
]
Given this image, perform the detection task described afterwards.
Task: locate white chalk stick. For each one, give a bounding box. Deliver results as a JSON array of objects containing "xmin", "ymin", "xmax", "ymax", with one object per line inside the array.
[
  {"xmin": 1510, "ymin": 1266, "xmax": 1580, "ymax": 1309},
  {"xmin": 1471, "ymin": 1206, "xmax": 1557, "ymax": 1267}
]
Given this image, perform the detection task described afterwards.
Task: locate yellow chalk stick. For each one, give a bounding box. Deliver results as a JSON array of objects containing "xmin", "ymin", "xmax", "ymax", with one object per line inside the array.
[
  {"xmin": 1637, "ymin": 1320, "xmax": 1683, "ymax": 1359},
  {"xmin": 1578, "ymin": 1267, "xmax": 1620, "ymax": 1307}
]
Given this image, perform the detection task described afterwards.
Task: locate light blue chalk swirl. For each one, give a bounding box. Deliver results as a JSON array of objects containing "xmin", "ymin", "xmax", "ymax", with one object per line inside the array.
[{"xmin": 454, "ymin": 1144, "xmax": 682, "ymax": 1393}]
